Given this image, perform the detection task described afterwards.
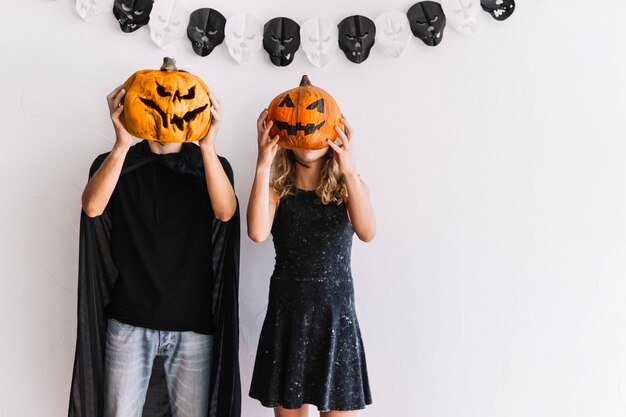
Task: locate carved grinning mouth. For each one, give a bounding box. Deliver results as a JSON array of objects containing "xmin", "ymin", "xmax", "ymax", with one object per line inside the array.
[
  {"xmin": 274, "ymin": 120, "xmax": 325, "ymax": 135},
  {"xmin": 425, "ymin": 31, "xmax": 442, "ymax": 39},
  {"xmin": 492, "ymin": 6, "xmax": 512, "ymax": 18},
  {"xmin": 271, "ymin": 52, "xmax": 293, "ymax": 61},
  {"xmin": 140, "ymin": 98, "xmax": 208, "ymax": 130},
  {"xmin": 423, "ymin": 31, "xmax": 442, "ymax": 46},
  {"xmin": 117, "ymin": 17, "xmax": 139, "ymax": 31}
]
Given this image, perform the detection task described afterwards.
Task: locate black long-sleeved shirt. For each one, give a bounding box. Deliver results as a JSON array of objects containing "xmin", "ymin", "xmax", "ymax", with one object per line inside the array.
[{"xmin": 106, "ymin": 149, "xmax": 214, "ymax": 334}]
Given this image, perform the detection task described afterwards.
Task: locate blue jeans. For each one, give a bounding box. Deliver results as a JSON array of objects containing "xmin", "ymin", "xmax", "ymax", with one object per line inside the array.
[{"xmin": 104, "ymin": 319, "xmax": 213, "ymax": 417}]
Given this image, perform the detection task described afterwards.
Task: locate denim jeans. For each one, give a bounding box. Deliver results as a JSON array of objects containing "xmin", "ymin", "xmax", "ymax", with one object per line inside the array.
[{"xmin": 104, "ymin": 319, "xmax": 213, "ymax": 417}]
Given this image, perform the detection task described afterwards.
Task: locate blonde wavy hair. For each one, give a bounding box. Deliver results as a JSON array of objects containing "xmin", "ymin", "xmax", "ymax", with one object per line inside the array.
[{"xmin": 271, "ymin": 148, "xmax": 348, "ymax": 205}]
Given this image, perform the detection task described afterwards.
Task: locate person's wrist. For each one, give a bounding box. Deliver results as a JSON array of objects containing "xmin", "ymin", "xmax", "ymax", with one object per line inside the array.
[
  {"xmin": 113, "ymin": 137, "xmax": 131, "ymax": 151},
  {"xmin": 343, "ymin": 171, "xmax": 359, "ymax": 182},
  {"xmin": 112, "ymin": 142, "xmax": 131, "ymax": 156},
  {"xmin": 113, "ymin": 127, "xmax": 132, "ymax": 144},
  {"xmin": 199, "ymin": 141, "xmax": 217, "ymax": 155},
  {"xmin": 256, "ymin": 158, "xmax": 272, "ymax": 171}
]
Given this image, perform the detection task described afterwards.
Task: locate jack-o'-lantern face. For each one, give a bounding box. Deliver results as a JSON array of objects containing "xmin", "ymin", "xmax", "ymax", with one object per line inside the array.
[
  {"xmin": 267, "ymin": 75, "xmax": 341, "ymax": 150},
  {"xmin": 122, "ymin": 57, "xmax": 212, "ymax": 142}
]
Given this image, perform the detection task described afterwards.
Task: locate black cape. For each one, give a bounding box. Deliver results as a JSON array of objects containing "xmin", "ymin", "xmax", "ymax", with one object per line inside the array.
[{"xmin": 68, "ymin": 140, "xmax": 241, "ymax": 417}]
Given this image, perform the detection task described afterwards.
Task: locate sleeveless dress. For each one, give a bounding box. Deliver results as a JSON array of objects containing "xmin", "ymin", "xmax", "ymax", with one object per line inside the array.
[{"xmin": 249, "ymin": 188, "xmax": 372, "ymax": 412}]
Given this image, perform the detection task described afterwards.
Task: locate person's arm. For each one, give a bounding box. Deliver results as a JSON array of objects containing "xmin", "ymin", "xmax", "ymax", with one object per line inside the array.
[
  {"xmin": 247, "ymin": 109, "xmax": 281, "ymax": 242},
  {"xmin": 327, "ymin": 116, "xmax": 376, "ymax": 242},
  {"xmin": 198, "ymin": 91, "xmax": 236, "ymax": 222},
  {"xmin": 81, "ymin": 85, "xmax": 133, "ymax": 218}
]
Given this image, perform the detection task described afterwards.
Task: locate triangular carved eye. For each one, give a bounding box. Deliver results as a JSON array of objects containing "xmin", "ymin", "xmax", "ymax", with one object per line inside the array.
[
  {"xmin": 180, "ymin": 86, "xmax": 195, "ymax": 100},
  {"xmin": 278, "ymin": 95, "xmax": 295, "ymax": 108},
  {"xmin": 156, "ymin": 82, "xmax": 171, "ymax": 97},
  {"xmin": 306, "ymin": 98, "xmax": 325, "ymax": 113}
]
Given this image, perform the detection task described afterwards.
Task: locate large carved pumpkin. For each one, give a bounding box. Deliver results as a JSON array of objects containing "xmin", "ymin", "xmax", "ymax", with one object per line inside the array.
[
  {"xmin": 122, "ymin": 57, "xmax": 212, "ymax": 142},
  {"xmin": 267, "ymin": 75, "xmax": 341, "ymax": 150}
]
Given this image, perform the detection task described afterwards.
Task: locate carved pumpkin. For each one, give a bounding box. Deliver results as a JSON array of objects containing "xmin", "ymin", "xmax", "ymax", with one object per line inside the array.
[
  {"xmin": 122, "ymin": 57, "xmax": 212, "ymax": 142},
  {"xmin": 267, "ymin": 75, "xmax": 341, "ymax": 150}
]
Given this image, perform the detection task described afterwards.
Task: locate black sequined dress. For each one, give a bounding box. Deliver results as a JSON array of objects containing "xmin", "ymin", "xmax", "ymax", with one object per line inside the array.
[{"xmin": 249, "ymin": 188, "xmax": 372, "ymax": 411}]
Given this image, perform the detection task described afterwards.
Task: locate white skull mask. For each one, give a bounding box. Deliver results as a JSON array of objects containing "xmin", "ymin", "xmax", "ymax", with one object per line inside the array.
[
  {"xmin": 300, "ymin": 18, "xmax": 338, "ymax": 68},
  {"xmin": 374, "ymin": 10, "xmax": 411, "ymax": 58},
  {"xmin": 225, "ymin": 14, "xmax": 263, "ymax": 64},
  {"xmin": 75, "ymin": 0, "xmax": 111, "ymax": 23},
  {"xmin": 148, "ymin": 0, "xmax": 188, "ymax": 48},
  {"xmin": 442, "ymin": 0, "xmax": 480, "ymax": 35}
]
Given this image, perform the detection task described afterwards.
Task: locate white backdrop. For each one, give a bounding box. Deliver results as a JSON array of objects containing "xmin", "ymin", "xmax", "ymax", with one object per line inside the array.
[{"xmin": 1, "ymin": 1, "xmax": 626, "ymax": 416}]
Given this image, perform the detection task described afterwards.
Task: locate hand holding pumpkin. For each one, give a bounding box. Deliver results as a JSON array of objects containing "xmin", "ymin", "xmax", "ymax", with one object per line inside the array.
[
  {"xmin": 107, "ymin": 85, "xmax": 133, "ymax": 150},
  {"xmin": 327, "ymin": 116, "xmax": 357, "ymax": 177},
  {"xmin": 256, "ymin": 109, "xmax": 281, "ymax": 169},
  {"xmin": 198, "ymin": 90, "xmax": 222, "ymax": 153}
]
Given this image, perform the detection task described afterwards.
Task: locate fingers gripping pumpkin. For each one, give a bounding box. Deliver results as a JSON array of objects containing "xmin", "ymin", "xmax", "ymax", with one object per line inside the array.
[
  {"xmin": 122, "ymin": 57, "xmax": 212, "ymax": 142},
  {"xmin": 267, "ymin": 75, "xmax": 341, "ymax": 150}
]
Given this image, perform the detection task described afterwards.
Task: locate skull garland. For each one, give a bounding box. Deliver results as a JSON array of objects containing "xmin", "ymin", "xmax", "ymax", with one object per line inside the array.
[
  {"xmin": 267, "ymin": 75, "xmax": 342, "ymax": 150},
  {"xmin": 187, "ymin": 8, "xmax": 227, "ymax": 57},
  {"xmin": 122, "ymin": 57, "xmax": 212, "ymax": 143},
  {"xmin": 300, "ymin": 18, "xmax": 339, "ymax": 68},
  {"xmin": 374, "ymin": 10, "xmax": 411, "ymax": 58},
  {"xmin": 76, "ymin": 0, "xmax": 111, "ymax": 22},
  {"xmin": 407, "ymin": 1, "xmax": 446, "ymax": 47},
  {"xmin": 481, "ymin": 0, "xmax": 515, "ymax": 21},
  {"xmin": 113, "ymin": 0, "xmax": 154, "ymax": 33},
  {"xmin": 224, "ymin": 14, "xmax": 264, "ymax": 64},
  {"xmin": 441, "ymin": 0, "xmax": 480, "ymax": 35},
  {"xmin": 149, "ymin": 0, "xmax": 188, "ymax": 48},
  {"xmin": 263, "ymin": 17, "xmax": 301, "ymax": 67},
  {"xmin": 338, "ymin": 15, "xmax": 376, "ymax": 64}
]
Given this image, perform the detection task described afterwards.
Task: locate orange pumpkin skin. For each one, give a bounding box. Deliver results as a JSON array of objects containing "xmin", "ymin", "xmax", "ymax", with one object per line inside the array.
[
  {"xmin": 267, "ymin": 75, "xmax": 341, "ymax": 150},
  {"xmin": 122, "ymin": 57, "xmax": 212, "ymax": 143}
]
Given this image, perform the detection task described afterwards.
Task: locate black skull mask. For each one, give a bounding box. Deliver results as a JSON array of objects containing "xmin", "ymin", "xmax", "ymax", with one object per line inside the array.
[
  {"xmin": 481, "ymin": 0, "xmax": 515, "ymax": 21},
  {"xmin": 187, "ymin": 8, "xmax": 226, "ymax": 57},
  {"xmin": 113, "ymin": 0, "xmax": 153, "ymax": 33},
  {"xmin": 407, "ymin": 2, "xmax": 446, "ymax": 47},
  {"xmin": 338, "ymin": 15, "xmax": 376, "ymax": 64},
  {"xmin": 263, "ymin": 17, "xmax": 301, "ymax": 67}
]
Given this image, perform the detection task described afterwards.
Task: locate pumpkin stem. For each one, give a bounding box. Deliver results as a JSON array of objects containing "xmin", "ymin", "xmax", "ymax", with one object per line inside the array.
[
  {"xmin": 161, "ymin": 57, "xmax": 178, "ymax": 71},
  {"xmin": 300, "ymin": 75, "xmax": 312, "ymax": 87}
]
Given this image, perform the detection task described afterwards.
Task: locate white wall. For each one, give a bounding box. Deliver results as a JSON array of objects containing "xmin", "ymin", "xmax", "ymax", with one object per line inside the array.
[{"xmin": 1, "ymin": 1, "xmax": 626, "ymax": 416}]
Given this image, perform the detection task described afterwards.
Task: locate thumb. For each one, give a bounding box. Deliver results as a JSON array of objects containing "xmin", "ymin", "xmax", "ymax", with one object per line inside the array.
[
  {"xmin": 111, "ymin": 106, "xmax": 126, "ymax": 129},
  {"xmin": 112, "ymin": 104, "xmax": 124, "ymax": 119}
]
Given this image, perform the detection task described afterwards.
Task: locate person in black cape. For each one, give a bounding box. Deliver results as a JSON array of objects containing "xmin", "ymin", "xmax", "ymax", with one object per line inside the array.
[{"xmin": 68, "ymin": 85, "xmax": 241, "ymax": 417}]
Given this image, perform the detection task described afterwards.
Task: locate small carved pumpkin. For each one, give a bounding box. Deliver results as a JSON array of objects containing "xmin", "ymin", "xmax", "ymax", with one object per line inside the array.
[
  {"xmin": 122, "ymin": 57, "xmax": 212, "ymax": 142},
  {"xmin": 267, "ymin": 75, "xmax": 341, "ymax": 150}
]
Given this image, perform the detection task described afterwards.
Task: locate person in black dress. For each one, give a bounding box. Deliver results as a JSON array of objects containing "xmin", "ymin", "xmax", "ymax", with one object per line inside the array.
[{"xmin": 247, "ymin": 109, "xmax": 376, "ymax": 416}]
